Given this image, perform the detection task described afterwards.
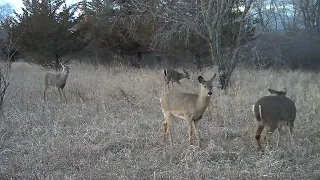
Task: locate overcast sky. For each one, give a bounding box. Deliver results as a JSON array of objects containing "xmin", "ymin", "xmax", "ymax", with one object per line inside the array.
[{"xmin": 0, "ymin": 0, "xmax": 80, "ymax": 14}]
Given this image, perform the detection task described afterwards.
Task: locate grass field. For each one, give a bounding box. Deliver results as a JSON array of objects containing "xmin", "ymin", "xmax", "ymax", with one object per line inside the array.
[{"xmin": 1, "ymin": 62, "xmax": 320, "ymax": 179}]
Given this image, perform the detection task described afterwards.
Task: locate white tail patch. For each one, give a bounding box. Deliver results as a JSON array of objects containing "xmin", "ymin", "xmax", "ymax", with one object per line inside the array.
[
  {"xmin": 252, "ymin": 104, "xmax": 255, "ymax": 114},
  {"xmin": 163, "ymin": 69, "xmax": 168, "ymax": 78},
  {"xmin": 258, "ymin": 105, "xmax": 262, "ymax": 120},
  {"xmin": 253, "ymin": 89, "xmax": 297, "ymax": 151}
]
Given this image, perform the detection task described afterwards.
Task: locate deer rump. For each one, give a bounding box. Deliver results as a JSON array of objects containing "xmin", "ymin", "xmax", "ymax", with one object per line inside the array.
[{"xmin": 253, "ymin": 96, "xmax": 296, "ymax": 125}]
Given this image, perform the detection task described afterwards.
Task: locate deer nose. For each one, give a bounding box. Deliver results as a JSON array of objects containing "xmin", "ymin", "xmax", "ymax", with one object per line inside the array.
[{"xmin": 208, "ymin": 92, "xmax": 212, "ymax": 96}]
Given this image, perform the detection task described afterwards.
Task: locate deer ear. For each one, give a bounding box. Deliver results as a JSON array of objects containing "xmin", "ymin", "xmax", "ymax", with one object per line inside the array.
[
  {"xmin": 268, "ymin": 88, "xmax": 286, "ymax": 96},
  {"xmin": 198, "ymin": 76, "xmax": 205, "ymax": 84},
  {"xmin": 210, "ymin": 74, "xmax": 216, "ymax": 81},
  {"xmin": 268, "ymin": 88, "xmax": 277, "ymax": 94}
]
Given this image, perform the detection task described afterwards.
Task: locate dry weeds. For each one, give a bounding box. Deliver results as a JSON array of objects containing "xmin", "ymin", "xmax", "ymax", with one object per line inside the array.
[{"xmin": 0, "ymin": 62, "xmax": 319, "ymax": 179}]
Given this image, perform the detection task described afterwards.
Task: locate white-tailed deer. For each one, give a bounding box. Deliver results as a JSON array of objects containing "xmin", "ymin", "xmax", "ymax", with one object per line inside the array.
[
  {"xmin": 160, "ymin": 74, "xmax": 216, "ymax": 147},
  {"xmin": 163, "ymin": 68, "xmax": 190, "ymax": 92},
  {"xmin": 43, "ymin": 63, "xmax": 70, "ymax": 102},
  {"xmin": 253, "ymin": 88, "xmax": 296, "ymax": 151}
]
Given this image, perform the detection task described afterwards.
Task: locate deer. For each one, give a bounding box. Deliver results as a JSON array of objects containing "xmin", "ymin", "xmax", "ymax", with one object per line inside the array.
[
  {"xmin": 43, "ymin": 63, "xmax": 70, "ymax": 102},
  {"xmin": 163, "ymin": 68, "xmax": 190, "ymax": 92},
  {"xmin": 252, "ymin": 88, "xmax": 296, "ymax": 151},
  {"xmin": 160, "ymin": 74, "xmax": 216, "ymax": 148}
]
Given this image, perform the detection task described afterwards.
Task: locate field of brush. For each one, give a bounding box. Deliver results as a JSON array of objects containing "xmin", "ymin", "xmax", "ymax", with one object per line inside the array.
[{"xmin": 1, "ymin": 61, "xmax": 320, "ymax": 179}]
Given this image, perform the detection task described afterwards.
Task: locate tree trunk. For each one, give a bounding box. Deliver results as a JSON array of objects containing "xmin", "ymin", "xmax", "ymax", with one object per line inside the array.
[
  {"xmin": 194, "ymin": 52, "xmax": 202, "ymax": 71},
  {"xmin": 55, "ymin": 56, "xmax": 60, "ymax": 71},
  {"xmin": 220, "ymin": 0, "xmax": 253, "ymax": 90},
  {"xmin": 95, "ymin": 48, "xmax": 98, "ymax": 70}
]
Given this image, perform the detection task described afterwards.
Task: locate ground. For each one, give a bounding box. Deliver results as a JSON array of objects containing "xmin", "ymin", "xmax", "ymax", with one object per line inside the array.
[{"xmin": 0, "ymin": 62, "xmax": 319, "ymax": 179}]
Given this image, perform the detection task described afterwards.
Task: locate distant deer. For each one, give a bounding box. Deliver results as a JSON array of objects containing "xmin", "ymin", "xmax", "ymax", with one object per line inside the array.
[
  {"xmin": 43, "ymin": 63, "xmax": 70, "ymax": 102},
  {"xmin": 160, "ymin": 74, "xmax": 216, "ymax": 147},
  {"xmin": 163, "ymin": 68, "xmax": 190, "ymax": 92},
  {"xmin": 252, "ymin": 88, "xmax": 296, "ymax": 151}
]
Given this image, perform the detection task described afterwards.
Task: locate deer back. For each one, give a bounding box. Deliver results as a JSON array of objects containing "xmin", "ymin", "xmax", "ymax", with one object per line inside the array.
[
  {"xmin": 45, "ymin": 72, "xmax": 69, "ymax": 86},
  {"xmin": 253, "ymin": 95, "xmax": 296, "ymax": 125}
]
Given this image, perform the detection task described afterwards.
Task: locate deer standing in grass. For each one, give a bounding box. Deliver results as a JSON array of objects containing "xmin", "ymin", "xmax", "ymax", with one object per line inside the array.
[
  {"xmin": 163, "ymin": 68, "xmax": 190, "ymax": 92},
  {"xmin": 160, "ymin": 74, "xmax": 216, "ymax": 147},
  {"xmin": 43, "ymin": 63, "xmax": 70, "ymax": 102},
  {"xmin": 253, "ymin": 88, "xmax": 296, "ymax": 151}
]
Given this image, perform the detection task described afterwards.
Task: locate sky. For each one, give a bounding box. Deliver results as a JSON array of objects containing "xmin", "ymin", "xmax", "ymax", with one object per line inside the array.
[{"xmin": 0, "ymin": 0, "xmax": 80, "ymax": 14}]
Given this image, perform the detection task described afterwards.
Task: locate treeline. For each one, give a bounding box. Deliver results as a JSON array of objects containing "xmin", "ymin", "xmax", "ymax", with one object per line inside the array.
[
  {"xmin": 1, "ymin": 1, "xmax": 254, "ymax": 67},
  {"xmin": 1, "ymin": 0, "xmax": 320, "ymax": 85}
]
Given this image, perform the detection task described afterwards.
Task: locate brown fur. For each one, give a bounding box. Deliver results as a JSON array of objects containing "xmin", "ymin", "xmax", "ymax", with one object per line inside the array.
[
  {"xmin": 160, "ymin": 75, "xmax": 216, "ymax": 147},
  {"xmin": 43, "ymin": 65, "xmax": 70, "ymax": 102},
  {"xmin": 163, "ymin": 68, "xmax": 190, "ymax": 92},
  {"xmin": 253, "ymin": 88, "xmax": 296, "ymax": 151}
]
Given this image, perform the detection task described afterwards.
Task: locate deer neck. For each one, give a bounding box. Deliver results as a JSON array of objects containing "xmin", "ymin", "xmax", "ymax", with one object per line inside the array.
[
  {"xmin": 196, "ymin": 88, "xmax": 211, "ymax": 109},
  {"xmin": 60, "ymin": 72, "xmax": 69, "ymax": 80}
]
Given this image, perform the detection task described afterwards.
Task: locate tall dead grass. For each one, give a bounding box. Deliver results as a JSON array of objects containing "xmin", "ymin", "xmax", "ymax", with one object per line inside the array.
[{"xmin": 0, "ymin": 62, "xmax": 319, "ymax": 179}]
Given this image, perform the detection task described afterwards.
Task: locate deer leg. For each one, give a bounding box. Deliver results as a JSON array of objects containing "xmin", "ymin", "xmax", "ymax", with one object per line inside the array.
[
  {"xmin": 255, "ymin": 122, "xmax": 265, "ymax": 151},
  {"xmin": 43, "ymin": 86, "xmax": 48, "ymax": 101},
  {"xmin": 176, "ymin": 80, "xmax": 182, "ymax": 86},
  {"xmin": 61, "ymin": 88, "xmax": 67, "ymax": 103},
  {"xmin": 163, "ymin": 112, "xmax": 173, "ymax": 147},
  {"xmin": 192, "ymin": 120, "xmax": 200, "ymax": 148},
  {"xmin": 277, "ymin": 125, "xmax": 283, "ymax": 148},
  {"xmin": 166, "ymin": 81, "xmax": 170, "ymax": 92},
  {"xmin": 170, "ymin": 81, "xmax": 173, "ymax": 92},
  {"xmin": 263, "ymin": 133, "xmax": 267, "ymax": 142},
  {"xmin": 266, "ymin": 124, "xmax": 278, "ymax": 149},
  {"xmin": 57, "ymin": 88, "xmax": 63, "ymax": 101},
  {"xmin": 288, "ymin": 123, "xmax": 295, "ymax": 146},
  {"xmin": 265, "ymin": 131, "xmax": 272, "ymax": 150},
  {"xmin": 187, "ymin": 119, "xmax": 194, "ymax": 146}
]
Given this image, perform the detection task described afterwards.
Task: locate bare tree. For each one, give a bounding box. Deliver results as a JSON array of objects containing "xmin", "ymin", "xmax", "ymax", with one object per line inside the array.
[
  {"xmin": 295, "ymin": 0, "xmax": 320, "ymax": 33},
  {"xmin": 124, "ymin": 0, "xmax": 254, "ymax": 89},
  {"xmin": 0, "ymin": 62, "xmax": 10, "ymax": 112},
  {"xmin": 0, "ymin": 3, "xmax": 16, "ymax": 113},
  {"xmin": 0, "ymin": 38, "xmax": 13, "ymax": 112},
  {"xmin": 0, "ymin": 3, "xmax": 12, "ymax": 22},
  {"xmin": 251, "ymin": 0, "xmax": 301, "ymax": 32}
]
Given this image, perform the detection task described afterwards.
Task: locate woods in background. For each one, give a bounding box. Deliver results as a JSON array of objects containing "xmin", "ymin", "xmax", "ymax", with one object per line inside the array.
[{"xmin": 1, "ymin": 0, "xmax": 320, "ymax": 87}]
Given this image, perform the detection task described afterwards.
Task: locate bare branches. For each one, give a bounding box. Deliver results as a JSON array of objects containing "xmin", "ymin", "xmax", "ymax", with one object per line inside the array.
[
  {"xmin": 122, "ymin": 0, "xmax": 256, "ymax": 89},
  {"xmin": 0, "ymin": 61, "xmax": 10, "ymax": 112},
  {"xmin": 126, "ymin": 0, "xmax": 239, "ymax": 52}
]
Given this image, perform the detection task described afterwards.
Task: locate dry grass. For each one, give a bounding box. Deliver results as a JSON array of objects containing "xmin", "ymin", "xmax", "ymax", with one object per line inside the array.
[{"xmin": 0, "ymin": 61, "xmax": 320, "ymax": 179}]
